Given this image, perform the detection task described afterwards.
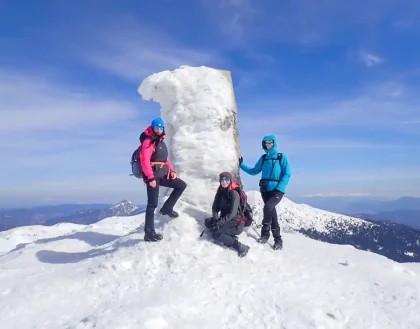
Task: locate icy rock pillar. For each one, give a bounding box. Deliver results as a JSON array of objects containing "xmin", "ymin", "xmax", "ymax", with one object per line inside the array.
[{"xmin": 138, "ymin": 66, "xmax": 242, "ymax": 210}]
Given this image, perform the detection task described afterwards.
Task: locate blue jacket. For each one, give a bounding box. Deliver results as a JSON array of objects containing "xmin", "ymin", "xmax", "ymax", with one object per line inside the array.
[{"xmin": 240, "ymin": 134, "xmax": 291, "ymax": 193}]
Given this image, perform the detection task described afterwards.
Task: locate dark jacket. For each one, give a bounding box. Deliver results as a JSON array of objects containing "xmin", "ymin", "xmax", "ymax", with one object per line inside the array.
[{"xmin": 211, "ymin": 182, "xmax": 242, "ymax": 226}]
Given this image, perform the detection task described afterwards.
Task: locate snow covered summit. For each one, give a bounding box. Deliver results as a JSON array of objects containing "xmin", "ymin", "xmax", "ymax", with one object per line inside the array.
[
  {"xmin": 99, "ymin": 199, "xmax": 143, "ymax": 219},
  {"xmin": 1, "ymin": 66, "xmax": 419, "ymax": 328},
  {"xmin": 1, "ymin": 200, "xmax": 420, "ymax": 328}
]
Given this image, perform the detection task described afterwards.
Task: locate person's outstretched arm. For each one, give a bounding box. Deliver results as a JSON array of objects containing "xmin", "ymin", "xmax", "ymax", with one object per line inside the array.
[{"xmin": 240, "ymin": 155, "xmax": 263, "ymax": 176}]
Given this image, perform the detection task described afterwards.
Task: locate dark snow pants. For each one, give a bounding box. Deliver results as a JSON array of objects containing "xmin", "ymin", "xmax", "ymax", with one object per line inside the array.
[
  {"xmin": 145, "ymin": 176, "xmax": 187, "ymax": 233},
  {"xmin": 261, "ymin": 190, "xmax": 284, "ymax": 239},
  {"xmin": 212, "ymin": 219, "xmax": 244, "ymax": 247}
]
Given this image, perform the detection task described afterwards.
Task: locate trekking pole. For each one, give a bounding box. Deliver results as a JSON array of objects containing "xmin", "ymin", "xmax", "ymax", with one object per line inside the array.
[
  {"xmin": 250, "ymin": 221, "xmax": 261, "ymax": 238},
  {"xmin": 199, "ymin": 228, "xmax": 208, "ymax": 238}
]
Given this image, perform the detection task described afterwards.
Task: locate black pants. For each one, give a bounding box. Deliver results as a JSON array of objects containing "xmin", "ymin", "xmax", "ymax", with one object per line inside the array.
[
  {"xmin": 211, "ymin": 219, "xmax": 244, "ymax": 247},
  {"xmin": 261, "ymin": 190, "xmax": 284, "ymax": 239},
  {"xmin": 145, "ymin": 176, "xmax": 187, "ymax": 233}
]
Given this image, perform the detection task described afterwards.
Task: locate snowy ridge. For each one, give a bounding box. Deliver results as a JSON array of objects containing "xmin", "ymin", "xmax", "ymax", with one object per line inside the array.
[
  {"xmin": 99, "ymin": 199, "xmax": 142, "ymax": 219},
  {"xmin": 247, "ymin": 191, "xmax": 376, "ymax": 234},
  {"xmin": 109, "ymin": 199, "xmax": 138, "ymax": 212}
]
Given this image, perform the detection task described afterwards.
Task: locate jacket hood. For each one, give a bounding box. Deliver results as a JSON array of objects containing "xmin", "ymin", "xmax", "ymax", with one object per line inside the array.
[
  {"xmin": 144, "ymin": 126, "xmax": 165, "ymax": 140},
  {"xmin": 261, "ymin": 134, "xmax": 278, "ymax": 155},
  {"xmin": 229, "ymin": 180, "xmax": 239, "ymax": 190}
]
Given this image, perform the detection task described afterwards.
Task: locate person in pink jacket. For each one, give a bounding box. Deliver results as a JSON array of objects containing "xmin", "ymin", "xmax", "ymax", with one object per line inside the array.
[{"xmin": 140, "ymin": 117, "xmax": 187, "ymax": 242}]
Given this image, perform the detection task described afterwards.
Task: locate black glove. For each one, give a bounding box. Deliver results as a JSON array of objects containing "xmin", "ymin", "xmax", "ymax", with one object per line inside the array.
[
  {"xmin": 216, "ymin": 217, "xmax": 227, "ymax": 230},
  {"xmin": 205, "ymin": 217, "xmax": 217, "ymax": 229},
  {"xmin": 239, "ymin": 156, "xmax": 243, "ymax": 166}
]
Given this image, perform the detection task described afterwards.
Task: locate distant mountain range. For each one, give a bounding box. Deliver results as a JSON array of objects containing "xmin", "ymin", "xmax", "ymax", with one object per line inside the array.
[
  {"xmin": 248, "ymin": 192, "xmax": 420, "ymax": 263},
  {"xmin": 293, "ymin": 196, "xmax": 420, "ymax": 213},
  {"xmin": 0, "ymin": 200, "xmax": 145, "ymax": 232},
  {"xmin": 292, "ymin": 196, "xmax": 420, "ymax": 230},
  {"xmin": 351, "ymin": 210, "xmax": 420, "ymax": 230}
]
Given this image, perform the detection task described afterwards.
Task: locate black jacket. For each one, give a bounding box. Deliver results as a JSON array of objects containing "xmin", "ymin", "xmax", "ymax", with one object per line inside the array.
[{"xmin": 211, "ymin": 187, "xmax": 242, "ymax": 225}]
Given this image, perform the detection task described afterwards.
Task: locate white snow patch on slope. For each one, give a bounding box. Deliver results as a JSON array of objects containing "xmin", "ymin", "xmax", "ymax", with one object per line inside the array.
[
  {"xmin": 1, "ymin": 207, "xmax": 420, "ymax": 329},
  {"xmin": 247, "ymin": 191, "xmax": 377, "ymax": 233},
  {"xmin": 139, "ymin": 66, "xmax": 239, "ymax": 210},
  {"xmin": 0, "ymin": 223, "xmax": 82, "ymax": 255}
]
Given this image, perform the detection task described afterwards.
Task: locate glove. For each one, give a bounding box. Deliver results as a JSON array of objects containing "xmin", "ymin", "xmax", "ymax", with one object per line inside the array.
[
  {"xmin": 239, "ymin": 156, "xmax": 243, "ymax": 166},
  {"xmin": 215, "ymin": 217, "xmax": 227, "ymax": 230}
]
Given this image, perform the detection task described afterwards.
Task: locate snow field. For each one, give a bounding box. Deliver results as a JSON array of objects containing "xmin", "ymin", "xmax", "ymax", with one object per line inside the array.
[{"xmin": 1, "ymin": 204, "xmax": 420, "ymax": 329}]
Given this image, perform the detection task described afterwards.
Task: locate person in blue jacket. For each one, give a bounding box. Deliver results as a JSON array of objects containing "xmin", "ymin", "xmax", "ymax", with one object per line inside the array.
[{"xmin": 239, "ymin": 134, "xmax": 291, "ymax": 250}]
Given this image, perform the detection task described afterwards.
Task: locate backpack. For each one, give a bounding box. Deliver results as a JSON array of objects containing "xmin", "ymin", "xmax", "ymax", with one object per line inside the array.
[
  {"xmin": 231, "ymin": 183, "xmax": 253, "ymax": 227},
  {"xmin": 130, "ymin": 132, "xmax": 149, "ymax": 179}
]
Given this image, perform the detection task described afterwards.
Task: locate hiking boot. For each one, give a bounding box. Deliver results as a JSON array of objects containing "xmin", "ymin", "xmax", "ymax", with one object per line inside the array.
[
  {"xmin": 232, "ymin": 240, "xmax": 250, "ymax": 257},
  {"xmin": 258, "ymin": 235, "xmax": 269, "ymax": 244},
  {"xmin": 144, "ymin": 231, "xmax": 163, "ymax": 242},
  {"xmin": 273, "ymin": 237, "xmax": 283, "ymax": 250},
  {"xmin": 159, "ymin": 209, "xmax": 179, "ymax": 218}
]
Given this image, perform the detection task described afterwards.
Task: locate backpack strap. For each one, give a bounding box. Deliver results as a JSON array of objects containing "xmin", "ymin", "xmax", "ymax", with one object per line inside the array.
[
  {"xmin": 262, "ymin": 153, "xmax": 282, "ymax": 162},
  {"xmin": 260, "ymin": 153, "xmax": 283, "ymax": 184}
]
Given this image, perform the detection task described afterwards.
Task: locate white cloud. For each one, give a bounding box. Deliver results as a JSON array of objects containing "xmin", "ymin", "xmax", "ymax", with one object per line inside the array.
[
  {"xmin": 201, "ymin": 0, "xmax": 257, "ymax": 44},
  {"xmin": 0, "ymin": 174, "xmax": 147, "ymax": 207},
  {"xmin": 237, "ymin": 82, "xmax": 419, "ymax": 132},
  {"xmin": 0, "ymin": 68, "xmax": 153, "ymax": 205},
  {"xmin": 0, "ymin": 70, "xmax": 138, "ymax": 134},
  {"xmin": 205, "ymin": 0, "xmax": 420, "ymax": 46},
  {"xmin": 359, "ymin": 50, "xmax": 384, "ymax": 67},
  {"xmin": 75, "ymin": 17, "xmax": 221, "ymax": 82}
]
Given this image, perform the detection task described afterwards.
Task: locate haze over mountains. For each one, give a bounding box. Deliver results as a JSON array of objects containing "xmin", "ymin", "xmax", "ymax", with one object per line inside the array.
[
  {"xmin": 0, "ymin": 200, "xmax": 145, "ymax": 232},
  {"xmin": 294, "ymin": 196, "xmax": 420, "ymax": 230}
]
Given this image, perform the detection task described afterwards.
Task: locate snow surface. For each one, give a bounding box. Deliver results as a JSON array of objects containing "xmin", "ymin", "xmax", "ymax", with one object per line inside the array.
[
  {"xmin": 1, "ymin": 66, "xmax": 420, "ymax": 328},
  {"xmin": 139, "ymin": 66, "xmax": 240, "ymax": 210},
  {"xmin": 1, "ymin": 204, "xmax": 420, "ymax": 329}
]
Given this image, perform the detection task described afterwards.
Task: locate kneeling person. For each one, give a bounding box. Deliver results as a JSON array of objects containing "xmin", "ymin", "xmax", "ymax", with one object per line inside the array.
[{"xmin": 205, "ymin": 172, "xmax": 250, "ymax": 257}]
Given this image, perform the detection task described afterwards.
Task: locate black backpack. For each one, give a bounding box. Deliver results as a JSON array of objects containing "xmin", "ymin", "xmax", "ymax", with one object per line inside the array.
[
  {"xmin": 130, "ymin": 132, "xmax": 149, "ymax": 178},
  {"xmin": 231, "ymin": 183, "xmax": 253, "ymax": 227}
]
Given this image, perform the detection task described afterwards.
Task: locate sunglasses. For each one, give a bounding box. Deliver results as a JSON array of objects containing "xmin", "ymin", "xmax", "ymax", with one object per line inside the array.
[
  {"xmin": 153, "ymin": 126, "xmax": 164, "ymax": 131},
  {"xmin": 220, "ymin": 177, "xmax": 231, "ymax": 183},
  {"xmin": 265, "ymin": 142, "xmax": 274, "ymax": 146}
]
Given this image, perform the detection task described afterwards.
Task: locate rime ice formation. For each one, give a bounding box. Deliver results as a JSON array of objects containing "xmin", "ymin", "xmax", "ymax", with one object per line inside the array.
[{"xmin": 138, "ymin": 66, "xmax": 241, "ymax": 210}]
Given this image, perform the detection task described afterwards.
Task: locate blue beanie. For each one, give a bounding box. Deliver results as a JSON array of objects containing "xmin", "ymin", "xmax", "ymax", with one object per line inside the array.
[{"xmin": 151, "ymin": 117, "xmax": 165, "ymax": 129}]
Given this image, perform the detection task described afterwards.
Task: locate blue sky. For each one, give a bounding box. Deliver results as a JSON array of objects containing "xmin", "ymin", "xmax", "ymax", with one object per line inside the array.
[{"xmin": 1, "ymin": 0, "xmax": 420, "ymax": 206}]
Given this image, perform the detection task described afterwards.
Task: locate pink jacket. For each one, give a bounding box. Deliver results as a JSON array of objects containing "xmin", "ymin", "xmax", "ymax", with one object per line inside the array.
[{"xmin": 140, "ymin": 126, "xmax": 174, "ymax": 180}]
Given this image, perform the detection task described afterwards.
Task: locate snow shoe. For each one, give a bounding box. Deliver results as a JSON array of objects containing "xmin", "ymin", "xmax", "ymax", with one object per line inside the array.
[
  {"xmin": 257, "ymin": 235, "xmax": 269, "ymax": 244},
  {"xmin": 233, "ymin": 240, "xmax": 250, "ymax": 257},
  {"xmin": 144, "ymin": 232, "xmax": 163, "ymax": 242},
  {"xmin": 273, "ymin": 237, "xmax": 283, "ymax": 250},
  {"xmin": 159, "ymin": 209, "xmax": 179, "ymax": 218}
]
